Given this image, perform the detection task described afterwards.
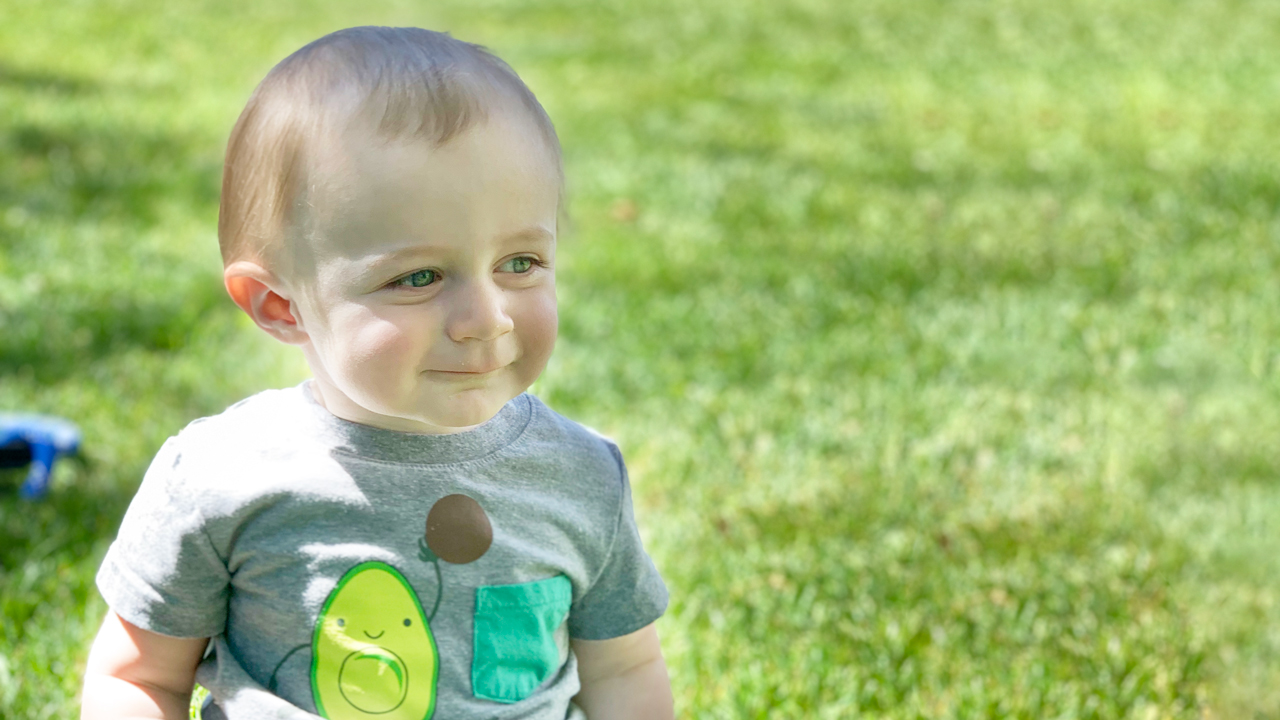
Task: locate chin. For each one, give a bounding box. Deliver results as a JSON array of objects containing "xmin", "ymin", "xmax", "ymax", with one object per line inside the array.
[{"xmin": 420, "ymin": 393, "xmax": 511, "ymax": 431}]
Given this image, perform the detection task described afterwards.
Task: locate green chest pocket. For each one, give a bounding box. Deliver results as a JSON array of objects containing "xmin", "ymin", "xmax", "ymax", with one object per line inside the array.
[{"xmin": 472, "ymin": 575, "xmax": 573, "ymax": 704}]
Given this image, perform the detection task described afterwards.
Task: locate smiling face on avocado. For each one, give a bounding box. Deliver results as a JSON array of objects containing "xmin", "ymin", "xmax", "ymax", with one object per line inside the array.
[{"xmin": 312, "ymin": 562, "xmax": 438, "ymax": 720}]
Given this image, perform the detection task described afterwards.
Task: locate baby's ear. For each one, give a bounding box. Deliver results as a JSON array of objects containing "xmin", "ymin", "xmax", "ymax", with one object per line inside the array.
[{"xmin": 223, "ymin": 261, "xmax": 309, "ymax": 345}]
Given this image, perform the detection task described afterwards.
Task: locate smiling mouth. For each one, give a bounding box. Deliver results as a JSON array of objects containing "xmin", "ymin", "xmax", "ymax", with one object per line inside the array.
[
  {"xmin": 363, "ymin": 629, "xmax": 385, "ymax": 639},
  {"xmin": 431, "ymin": 366, "xmax": 504, "ymax": 376}
]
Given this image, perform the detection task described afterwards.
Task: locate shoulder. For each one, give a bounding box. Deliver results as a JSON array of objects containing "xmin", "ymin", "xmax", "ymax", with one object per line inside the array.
[
  {"xmin": 143, "ymin": 385, "xmax": 329, "ymax": 502},
  {"xmin": 514, "ymin": 395, "xmax": 628, "ymax": 489},
  {"xmin": 168, "ymin": 385, "xmax": 316, "ymax": 459}
]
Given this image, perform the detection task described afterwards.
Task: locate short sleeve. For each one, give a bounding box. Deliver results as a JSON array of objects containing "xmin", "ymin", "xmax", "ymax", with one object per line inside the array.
[
  {"xmin": 96, "ymin": 437, "xmax": 230, "ymax": 638},
  {"xmin": 567, "ymin": 444, "xmax": 668, "ymax": 640}
]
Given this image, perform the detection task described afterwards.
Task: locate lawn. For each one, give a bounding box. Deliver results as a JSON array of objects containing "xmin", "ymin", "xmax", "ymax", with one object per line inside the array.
[{"xmin": 2, "ymin": 0, "xmax": 1278, "ymax": 718}]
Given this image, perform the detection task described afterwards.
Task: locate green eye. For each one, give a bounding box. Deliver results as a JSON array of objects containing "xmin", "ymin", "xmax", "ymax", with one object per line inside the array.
[
  {"xmin": 395, "ymin": 269, "xmax": 437, "ymax": 288},
  {"xmin": 502, "ymin": 257, "xmax": 535, "ymax": 273}
]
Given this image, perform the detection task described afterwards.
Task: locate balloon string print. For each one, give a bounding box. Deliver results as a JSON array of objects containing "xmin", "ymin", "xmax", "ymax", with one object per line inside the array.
[
  {"xmin": 268, "ymin": 643, "xmax": 310, "ymax": 693},
  {"xmin": 417, "ymin": 538, "xmax": 444, "ymax": 623}
]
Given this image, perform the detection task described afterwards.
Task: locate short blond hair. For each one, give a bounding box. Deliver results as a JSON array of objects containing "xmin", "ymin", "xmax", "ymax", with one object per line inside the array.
[{"xmin": 217, "ymin": 26, "xmax": 561, "ymax": 266}]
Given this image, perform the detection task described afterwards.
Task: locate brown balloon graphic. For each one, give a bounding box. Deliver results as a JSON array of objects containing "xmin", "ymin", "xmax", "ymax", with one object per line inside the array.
[{"xmin": 424, "ymin": 494, "xmax": 493, "ymax": 564}]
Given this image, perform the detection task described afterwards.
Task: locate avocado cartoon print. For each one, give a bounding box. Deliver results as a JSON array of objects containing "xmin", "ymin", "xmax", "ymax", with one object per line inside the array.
[
  {"xmin": 303, "ymin": 494, "xmax": 494, "ymax": 720},
  {"xmin": 312, "ymin": 562, "xmax": 438, "ymax": 720}
]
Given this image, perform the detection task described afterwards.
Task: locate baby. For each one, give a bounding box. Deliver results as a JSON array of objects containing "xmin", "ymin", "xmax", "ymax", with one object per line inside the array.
[{"xmin": 80, "ymin": 26, "xmax": 672, "ymax": 720}]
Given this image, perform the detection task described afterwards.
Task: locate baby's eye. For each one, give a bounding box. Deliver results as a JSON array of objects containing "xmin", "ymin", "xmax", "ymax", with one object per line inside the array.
[
  {"xmin": 394, "ymin": 269, "xmax": 438, "ymax": 288},
  {"xmin": 499, "ymin": 256, "xmax": 535, "ymax": 274}
]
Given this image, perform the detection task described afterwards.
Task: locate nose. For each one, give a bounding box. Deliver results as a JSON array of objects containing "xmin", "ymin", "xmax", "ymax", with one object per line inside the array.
[{"xmin": 446, "ymin": 278, "xmax": 514, "ymax": 343}]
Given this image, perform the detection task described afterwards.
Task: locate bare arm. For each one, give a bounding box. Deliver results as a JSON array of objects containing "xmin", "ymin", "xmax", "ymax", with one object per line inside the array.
[
  {"xmin": 572, "ymin": 623, "xmax": 674, "ymax": 720},
  {"xmin": 81, "ymin": 610, "xmax": 209, "ymax": 720}
]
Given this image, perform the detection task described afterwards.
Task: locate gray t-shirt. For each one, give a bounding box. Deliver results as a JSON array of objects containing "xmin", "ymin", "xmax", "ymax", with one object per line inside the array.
[{"xmin": 96, "ymin": 383, "xmax": 667, "ymax": 720}]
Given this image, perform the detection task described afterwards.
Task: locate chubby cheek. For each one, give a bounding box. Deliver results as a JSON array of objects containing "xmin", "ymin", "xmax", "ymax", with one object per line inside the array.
[
  {"xmin": 328, "ymin": 308, "xmax": 424, "ymax": 399},
  {"xmin": 514, "ymin": 290, "xmax": 558, "ymax": 382}
]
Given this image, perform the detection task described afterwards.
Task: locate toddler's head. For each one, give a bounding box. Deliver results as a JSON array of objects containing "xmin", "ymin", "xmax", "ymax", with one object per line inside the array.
[{"xmin": 218, "ymin": 27, "xmax": 562, "ymax": 434}]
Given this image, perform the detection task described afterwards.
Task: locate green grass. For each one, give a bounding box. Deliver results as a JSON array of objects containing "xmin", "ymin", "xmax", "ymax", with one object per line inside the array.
[{"xmin": 2, "ymin": 0, "xmax": 1279, "ymax": 717}]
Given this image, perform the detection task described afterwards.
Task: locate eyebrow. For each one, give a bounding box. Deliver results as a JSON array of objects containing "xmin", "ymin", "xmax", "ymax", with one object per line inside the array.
[{"xmin": 494, "ymin": 225, "xmax": 556, "ymax": 248}]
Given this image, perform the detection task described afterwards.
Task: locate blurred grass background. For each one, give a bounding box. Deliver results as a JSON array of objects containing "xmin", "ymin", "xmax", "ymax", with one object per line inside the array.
[{"xmin": 2, "ymin": 0, "xmax": 1278, "ymax": 717}]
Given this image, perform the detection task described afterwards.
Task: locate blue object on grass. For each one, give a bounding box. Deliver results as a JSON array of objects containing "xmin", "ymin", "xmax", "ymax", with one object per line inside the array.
[{"xmin": 0, "ymin": 414, "xmax": 81, "ymax": 500}]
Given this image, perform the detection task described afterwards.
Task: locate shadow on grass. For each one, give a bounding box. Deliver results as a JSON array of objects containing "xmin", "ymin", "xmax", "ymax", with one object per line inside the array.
[
  {"xmin": 0, "ymin": 62, "xmax": 96, "ymax": 96},
  {"xmin": 0, "ymin": 279, "xmax": 229, "ymax": 383},
  {"xmin": 1136, "ymin": 418, "xmax": 1280, "ymax": 495},
  {"xmin": 0, "ymin": 62, "xmax": 218, "ymax": 225},
  {"xmin": 0, "ymin": 121, "xmax": 221, "ymax": 225},
  {"xmin": 0, "ymin": 97, "xmax": 229, "ymax": 382}
]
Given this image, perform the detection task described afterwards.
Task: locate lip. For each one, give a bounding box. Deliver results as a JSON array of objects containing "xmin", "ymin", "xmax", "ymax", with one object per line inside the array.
[{"xmin": 429, "ymin": 367, "xmax": 504, "ymax": 376}]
